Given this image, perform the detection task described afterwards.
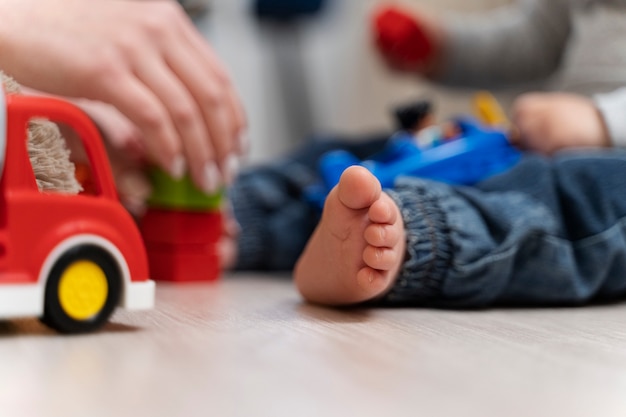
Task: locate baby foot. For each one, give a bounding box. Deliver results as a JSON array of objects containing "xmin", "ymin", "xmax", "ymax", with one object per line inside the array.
[{"xmin": 294, "ymin": 166, "xmax": 406, "ymax": 305}]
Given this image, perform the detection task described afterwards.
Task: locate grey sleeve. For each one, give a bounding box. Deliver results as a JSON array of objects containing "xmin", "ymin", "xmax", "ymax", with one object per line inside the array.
[
  {"xmin": 594, "ymin": 87, "xmax": 626, "ymax": 146},
  {"xmin": 437, "ymin": 0, "xmax": 574, "ymax": 88}
]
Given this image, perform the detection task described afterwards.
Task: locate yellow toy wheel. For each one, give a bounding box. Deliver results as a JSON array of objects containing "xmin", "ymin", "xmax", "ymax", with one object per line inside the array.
[
  {"xmin": 42, "ymin": 245, "xmax": 121, "ymax": 334},
  {"xmin": 58, "ymin": 260, "xmax": 109, "ymax": 321}
]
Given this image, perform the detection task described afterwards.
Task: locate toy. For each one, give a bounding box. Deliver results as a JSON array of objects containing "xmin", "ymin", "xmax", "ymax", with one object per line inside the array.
[
  {"xmin": 372, "ymin": 6, "xmax": 433, "ymax": 68},
  {"xmin": 0, "ymin": 84, "xmax": 155, "ymax": 334},
  {"xmin": 393, "ymin": 98, "xmax": 461, "ymax": 149},
  {"xmin": 306, "ymin": 98, "xmax": 521, "ymax": 208},
  {"xmin": 394, "ymin": 99, "xmax": 435, "ymax": 133},
  {"xmin": 140, "ymin": 168, "xmax": 223, "ymax": 282},
  {"xmin": 473, "ymin": 91, "xmax": 510, "ymax": 128}
]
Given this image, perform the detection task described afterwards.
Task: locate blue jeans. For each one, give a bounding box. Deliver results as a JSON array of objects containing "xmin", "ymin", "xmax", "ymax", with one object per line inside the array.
[
  {"xmin": 384, "ymin": 149, "xmax": 626, "ymax": 306},
  {"xmin": 230, "ymin": 141, "xmax": 626, "ymax": 306}
]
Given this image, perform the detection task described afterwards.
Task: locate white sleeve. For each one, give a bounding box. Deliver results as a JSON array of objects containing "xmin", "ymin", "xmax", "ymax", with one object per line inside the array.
[{"xmin": 594, "ymin": 87, "xmax": 626, "ymax": 146}]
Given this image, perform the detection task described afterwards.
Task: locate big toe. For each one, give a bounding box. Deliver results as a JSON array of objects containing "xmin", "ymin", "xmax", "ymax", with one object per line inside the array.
[{"xmin": 337, "ymin": 166, "xmax": 382, "ymax": 210}]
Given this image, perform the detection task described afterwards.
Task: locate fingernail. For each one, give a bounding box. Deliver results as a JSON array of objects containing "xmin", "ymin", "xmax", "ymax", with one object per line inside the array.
[
  {"xmin": 202, "ymin": 162, "xmax": 221, "ymax": 194},
  {"xmin": 222, "ymin": 154, "xmax": 239, "ymax": 185},
  {"xmin": 169, "ymin": 155, "xmax": 186, "ymax": 180}
]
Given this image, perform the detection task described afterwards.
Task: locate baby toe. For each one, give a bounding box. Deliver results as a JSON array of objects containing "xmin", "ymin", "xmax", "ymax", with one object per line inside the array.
[
  {"xmin": 362, "ymin": 245, "xmax": 398, "ymax": 270},
  {"xmin": 364, "ymin": 223, "xmax": 401, "ymax": 248}
]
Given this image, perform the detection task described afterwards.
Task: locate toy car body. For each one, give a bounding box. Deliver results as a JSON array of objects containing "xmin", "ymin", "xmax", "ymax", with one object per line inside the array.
[{"xmin": 0, "ymin": 90, "xmax": 154, "ymax": 333}]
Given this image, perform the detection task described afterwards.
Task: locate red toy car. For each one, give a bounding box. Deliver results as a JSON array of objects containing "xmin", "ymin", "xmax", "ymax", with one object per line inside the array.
[{"xmin": 0, "ymin": 89, "xmax": 154, "ymax": 333}]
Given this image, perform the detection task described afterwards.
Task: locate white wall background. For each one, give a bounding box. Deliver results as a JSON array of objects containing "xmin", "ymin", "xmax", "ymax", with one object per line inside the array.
[{"xmin": 201, "ymin": 0, "xmax": 512, "ymax": 164}]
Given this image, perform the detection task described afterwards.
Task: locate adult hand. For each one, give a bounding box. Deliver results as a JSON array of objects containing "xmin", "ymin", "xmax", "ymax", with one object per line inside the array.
[
  {"xmin": 511, "ymin": 92, "xmax": 610, "ymax": 155},
  {"xmin": 0, "ymin": 0, "xmax": 246, "ymax": 193}
]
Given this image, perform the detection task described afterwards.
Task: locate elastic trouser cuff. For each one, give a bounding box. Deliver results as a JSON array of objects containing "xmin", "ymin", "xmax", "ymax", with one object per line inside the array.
[{"xmin": 381, "ymin": 181, "xmax": 453, "ymax": 305}]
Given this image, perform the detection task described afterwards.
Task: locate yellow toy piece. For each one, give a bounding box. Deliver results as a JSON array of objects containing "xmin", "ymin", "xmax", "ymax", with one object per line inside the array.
[{"xmin": 473, "ymin": 91, "xmax": 509, "ymax": 128}]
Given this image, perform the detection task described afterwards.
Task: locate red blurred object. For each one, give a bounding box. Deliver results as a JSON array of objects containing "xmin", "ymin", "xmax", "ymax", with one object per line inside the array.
[
  {"xmin": 141, "ymin": 208, "xmax": 223, "ymax": 282},
  {"xmin": 372, "ymin": 6, "xmax": 433, "ymax": 66},
  {"xmin": 143, "ymin": 243, "xmax": 222, "ymax": 283}
]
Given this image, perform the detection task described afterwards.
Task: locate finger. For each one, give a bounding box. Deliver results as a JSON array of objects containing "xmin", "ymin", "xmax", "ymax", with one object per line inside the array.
[
  {"xmin": 135, "ymin": 55, "xmax": 222, "ymax": 194},
  {"xmin": 78, "ymin": 100, "xmax": 144, "ymax": 150},
  {"xmin": 164, "ymin": 43, "xmax": 236, "ymax": 182},
  {"xmin": 178, "ymin": 19, "xmax": 248, "ymax": 138},
  {"xmin": 227, "ymin": 88, "xmax": 249, "ymax": 155},
  {"xmin": 99, "ymin": 75, "xmax": 183, "ymax": 178}
]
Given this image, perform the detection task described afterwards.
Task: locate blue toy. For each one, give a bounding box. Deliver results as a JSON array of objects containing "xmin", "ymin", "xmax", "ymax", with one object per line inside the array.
[{"xmin": 306, "ymin": 117, "xmax": 521, "ymax": 208}]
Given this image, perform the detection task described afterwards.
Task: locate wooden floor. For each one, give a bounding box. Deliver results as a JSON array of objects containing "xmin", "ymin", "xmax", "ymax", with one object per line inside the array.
[{"xmin": 2, "ymin": 272, "xmax": 626, "ymax": 417}]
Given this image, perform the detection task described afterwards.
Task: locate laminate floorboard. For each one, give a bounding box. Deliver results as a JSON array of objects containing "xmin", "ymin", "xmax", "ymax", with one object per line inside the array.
[{"xmin": 2, "ymin": 273, "xmax": 625, "ymax": 417}]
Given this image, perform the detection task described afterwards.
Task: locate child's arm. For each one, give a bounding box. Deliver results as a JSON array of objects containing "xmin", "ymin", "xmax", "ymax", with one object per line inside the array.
[
  {"xmin": 374, "ymin": 0, "xmax": 574, "ymax": 87},
  {"xmin": 438, "ymin": 0, "xmax": 573, "ymax": 87}
]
